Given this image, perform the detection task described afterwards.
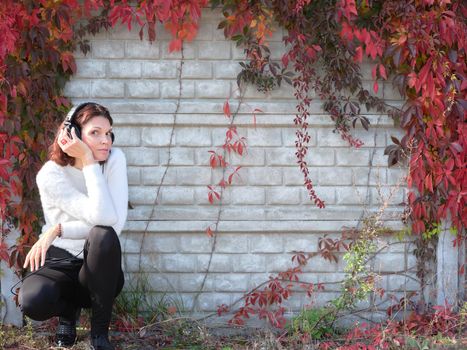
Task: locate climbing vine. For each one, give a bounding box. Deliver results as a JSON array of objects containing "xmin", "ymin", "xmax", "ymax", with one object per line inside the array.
[{"xmin": 0, "ymin": 0, "xmax": 465, "ymax": 329}]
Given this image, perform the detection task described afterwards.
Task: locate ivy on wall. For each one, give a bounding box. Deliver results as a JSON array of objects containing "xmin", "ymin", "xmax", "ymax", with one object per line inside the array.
[{"xmin": 1, "ymin": 0, "xmax": 465, "ymax": 290}]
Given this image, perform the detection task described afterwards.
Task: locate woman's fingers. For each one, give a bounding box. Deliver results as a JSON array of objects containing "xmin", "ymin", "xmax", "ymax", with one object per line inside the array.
[
  {"xmin": 33, "ymin": 245, "xmax": 41, "ymax": 272},
  {"xmin": 40, "ymin": 244, "xmax": 47, "ymax": 267},
  {"xmin": 23, "ymin": 249, "xmax": 32, "ymax": 269}
]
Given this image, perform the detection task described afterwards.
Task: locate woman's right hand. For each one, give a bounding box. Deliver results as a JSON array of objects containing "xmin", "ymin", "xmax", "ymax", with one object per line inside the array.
[
  {"xmin": 23, "ymin": 225, "xmax": 60, "ymax": 272},
  {"xmin": 58, "ymin": 128, "xmax": 95, "ymax": 165}
]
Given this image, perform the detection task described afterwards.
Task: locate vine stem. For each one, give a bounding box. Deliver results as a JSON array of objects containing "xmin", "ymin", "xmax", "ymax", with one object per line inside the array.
[
  {"xmin": 129, "ymin": 44, "xmax": 184, "ymax": 295},
  {"xmin": 190, "ymin": 86, "xmax": 247, "ymax": 314}
]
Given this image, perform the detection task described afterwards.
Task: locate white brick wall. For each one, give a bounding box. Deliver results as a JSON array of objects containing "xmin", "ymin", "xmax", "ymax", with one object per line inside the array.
[{"xmin": 64, "ymin": 9, "xmax": 413, "ymax": 315}]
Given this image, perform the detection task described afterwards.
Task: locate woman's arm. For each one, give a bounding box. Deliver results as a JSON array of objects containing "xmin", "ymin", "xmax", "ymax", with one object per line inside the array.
[
  {"xmin": 37, "ymin": 162, "xmax": 118, "ymax": 227},
  {"xmin": 104, "ymin": 148, "xmax": 128, "ymax": 235}
]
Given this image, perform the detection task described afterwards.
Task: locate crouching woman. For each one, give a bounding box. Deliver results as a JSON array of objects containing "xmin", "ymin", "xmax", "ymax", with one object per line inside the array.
[{"xmin": 19, "ymin": 103, "xmax": 128, "ymax": 350}]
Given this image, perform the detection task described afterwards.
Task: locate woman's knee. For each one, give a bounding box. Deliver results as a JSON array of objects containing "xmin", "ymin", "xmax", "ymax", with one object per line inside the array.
[
  {"xmin": 88, "ymin": 225, "xmax": 120, "ymax": 254},
  {"xmin": 19, "ymin": 284, "xmax": 59, "ymax": 321}
]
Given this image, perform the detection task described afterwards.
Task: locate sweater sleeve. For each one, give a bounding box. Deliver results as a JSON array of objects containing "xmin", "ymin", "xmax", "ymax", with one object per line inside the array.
[
  {"xmin": 104, "ymin": 148, "xmax": 128, "ymax": 235},
  {"xmin": 37, "ymin": 162, "xmax": 118, "ymax": 227}
]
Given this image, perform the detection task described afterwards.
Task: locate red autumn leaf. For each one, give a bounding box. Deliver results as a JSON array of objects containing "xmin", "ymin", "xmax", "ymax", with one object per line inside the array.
[
  {"xmin": 168, "ymin": 38, "xmax": 182, "ymax": 52},
  {"xmin": 379, "ymin": 64, "xmax": 387, "ymax": 79},
  {"xmin": 373, "ymin": 81, "xmax": 379, "ymax": 94},
  {"xmin": 206, "ymin": 226, "xmax": 213, "ymax": 237},
  {"xmin": 223, "ymin": 100, "xmax": 231, "ymax": 118}
]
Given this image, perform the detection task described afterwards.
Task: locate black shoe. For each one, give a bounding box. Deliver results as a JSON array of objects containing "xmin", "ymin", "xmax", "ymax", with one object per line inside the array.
[
  {"xmin": 55, "ymin": 308, "xmax": 80, "ymax": 347},
  {"xmin": 91, "ymin": 334, "xmax": 115, "ymax": 350}
]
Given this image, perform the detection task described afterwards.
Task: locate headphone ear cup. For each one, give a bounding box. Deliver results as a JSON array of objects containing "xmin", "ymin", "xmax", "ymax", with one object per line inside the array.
[{"xmin": 64, "ymin": 122, "xmax": 81, "ymax": 140}]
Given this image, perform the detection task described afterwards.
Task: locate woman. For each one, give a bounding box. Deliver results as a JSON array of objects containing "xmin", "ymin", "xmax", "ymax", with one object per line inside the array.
[{"xmin": 19, "ymin": 102, "xmax": 128, "ymax": 350}]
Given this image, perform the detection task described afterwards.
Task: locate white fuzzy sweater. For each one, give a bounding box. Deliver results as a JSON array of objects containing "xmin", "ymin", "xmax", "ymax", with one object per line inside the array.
[{"xmin": 36, "ymin": 148, "xmax": 128, "ymax": 258}]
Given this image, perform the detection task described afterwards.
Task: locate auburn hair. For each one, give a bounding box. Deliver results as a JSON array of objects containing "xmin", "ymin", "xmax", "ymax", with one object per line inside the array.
[{"xmin": 49, "ymin": 103, "xmax": 113, "ymax": 166}]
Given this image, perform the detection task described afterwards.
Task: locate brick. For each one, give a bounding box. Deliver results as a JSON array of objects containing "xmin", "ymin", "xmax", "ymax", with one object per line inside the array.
[
  {"xmin": 126, "ymin": 80, "xmax": 160, "ymax": 98},
  {"xmin": 387, "ymin": 275, "xmax": 420, "ymax": 292},
  {"xmin": 194, "ymin": 24, "xmax": 213, "ymax": 40},
  {"xmin": 265, "ymin": 254, "xmax": 295, "ymax": 273},
  {"xmin": 142, "ymin": 167, "xmax": 176, "ymax": 185},
  {"xmin": 176, "ymin": 127, "xmax": 211, "ymax": 146},
  {"xmin": 159, "ymin": 148, "xmax": 195, "ymax": 165},
  {"xmin": 266, "ymin": 148, "xmax": 295, "ymax": 166},
  {"xmin": 180, "ymin": 274, "xmax": 215, "ymax": 292},
  {"xmin": 231, "ymin": 187, "xmax": 265, "ymax": 205},
  {"xmin": 372, "ymin": 151, "xmax": 392, "ymax": 167},
  {"xmin": 283, "ymin": 234, "xmax": 318, "ymax": 252},
  {"xmin": 146, "ymin": 273, "xmax": 180, "ymax": 292},
  {"xmin": 351, "ymin": 129, "xmax": 387, "ymax": 147},
  {"xmin": 211, "ymin": 127, "xmax": 247, "ymax": 146},
  {"xmin": 107, "ymin": 61, "xmax": 141, "ymax": 78},
  {"xmin": 387, "ymin": 168, "xmax": 407, "ymax": 186},
  {"xmin": 283, "ymin": 128, "xmax": 317, "ymax": 147},
  {"xmin": 75, "ymin": 60, "xmax": 106, "ymax": 78},
  {"xmin": 232, "ymin": 254, "xmax": 266, "ymax": 272},
  {"xmin": 197, "ymin": 293, "xmax": 231, "ymax": 311},
  {"xmin": 301, "ymin": 256, "xmax": 338, "ymax": 273},
  {"xmin": 179, "ymin": 234, "xmax": 214, "ymax": 253},
  {"xmin": 248, "ymin": 128, "xmax": 282, "ymax": 146},
  {"xmin": 120, "ymin": 233, "xmax": 142, "ymax": 253},
  {"xmin": 249, "ymin": 234, "xmax": 284, "ymax": 253},
  {"xmin": 195, "ymin": 81, "xmax": 230, "ymax": 98},
  {"xmin": 142, "ymin": 61, "xmax": 179, "ymax": 78},
  {"xmin": 336, "ymin": 149, "xmax": 370, "ymax": 166},
  {"xmin": 124, "ymin": 147, "xmax": 158, "ymax": 165},
  {"xmin": 247, "ymin": 167, "xmax": 282, "ymax": 185},
  {"xmin": 373, "ymin": 253, "xmax": 405, "ymax": 272},
  {"xmin": 336, "ymin": 186, "xmax": 370, "ymax": 205},
  {"xmin": 160, "ymin": 80, "xmax": 195, "ymax": 98},
  {"xmin": 160, "ymin": 254, "xmax": 198, "ymax": 272},
  {"xmin": 306, "ymin": 148, "xmax": 335, "ymax": 166},
  {"xmin": 126, "ymin": 167, "xmax": 141, "ymax": 185},
  {"xmin": 214, "ymin": 62, "xmax": 242, "ymax": 79},
  {"xmin": 353, "ymin": 168, "xmax": 386, "ymax": 186},
  {"xmin": 370, "ymin": 187, "xmax": 405, "ymax": 205},
  {"xmin": 176, "ymin": 167, "xmax": 212, "ymax": 185},
  {"xmin": 129, "ymin": 186, "xmax": 157, "ymax": 205},
  {"xmin": 194, "ymin": 186, "xmax": 231, "ymax": 205},
  {"xmin": 125, "ymin": 40, "xmax": 160, "ymax": 59},
  {"xmin": 266, "ymin": 187, "xmax": 300, "ymax": 205},
  {"xmin": 216, "ymin": 234, "xmax": 248, "ymax": 253},
  {"xmin": 197, "ymin": 255, "xmax": 232, "ymax": 273},
  {"xmin": 91, "ymin": 80, "xmax": 124, "ymax": 98},
  {"xmin": 198, "ymin": 42, "xmax": 231, "ymax": 59},
  {"xmin": 181, "ymin": 61, "xmax": 212, "ymax": 79},
  {"xmin": 317, "ymin": 129, "xmax": 350, "ymax": 147},
  {"xmin": 64, "ymin": 80, "xmax": 90, "ymax": 98},
  {"xmin": 283, "ymin": 167, "xmax": 317, "ymax": 186},
  {"xmin": 142, "ymin": 127, "xmax": 174, "ymax": 146},
  {"xmin": 92, "ymin": 41, "xmax": 125, "ymax": 58},
  {"xmin": 140, "ymin": 234, "xmax": 180, "ymax": 253},
  {"xmin": 160, "ymin": 187, "xmax": 195, "ymax": 205},
  {"xmin": 213, "ymin": 273, "xmax": 249, "ymax": 292},
  {"xmin": 229, "ymin": 148, "xmax": 265, "ymax": 166},
  {"xmin": 113, "ymin": 127, "xmax": 141, "ymax": 146},
  {"xmin": 301, "ymin": 186, "xmax": 336, "ymax": 205},
  {"xmin": 319, "ymin": 168, "xmax": 352, "ymax": 186}
]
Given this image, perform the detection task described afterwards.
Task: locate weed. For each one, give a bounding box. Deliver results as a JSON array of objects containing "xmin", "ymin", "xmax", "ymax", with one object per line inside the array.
[{"xmin": 287, "ymin": 307, "xmax": 336, "ymax": 340}]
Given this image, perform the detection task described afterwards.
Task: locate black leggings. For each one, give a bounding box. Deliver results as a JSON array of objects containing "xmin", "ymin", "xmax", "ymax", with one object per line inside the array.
[{"xmin": 19, "ymin": 226, "xmax": 124, "ymax": 336}]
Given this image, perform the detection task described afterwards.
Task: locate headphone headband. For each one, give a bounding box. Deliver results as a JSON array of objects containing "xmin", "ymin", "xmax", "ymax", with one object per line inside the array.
[{"xmin": 65, "ymin": 102, "xmax": 95, "ymax": 124}]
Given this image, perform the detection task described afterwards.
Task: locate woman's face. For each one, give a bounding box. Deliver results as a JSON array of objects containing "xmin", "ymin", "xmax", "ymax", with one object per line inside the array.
[{"xmin": 80, "ymin": 116, "xmax": 113, "ymax": 162}]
